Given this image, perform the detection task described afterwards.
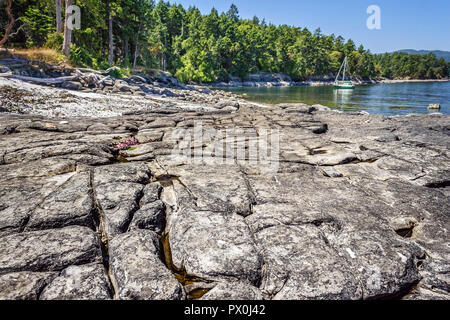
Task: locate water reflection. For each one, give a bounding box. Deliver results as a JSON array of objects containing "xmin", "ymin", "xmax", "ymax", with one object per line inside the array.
[{"xmin": 333, "ymin": 89, "xmax": 353, "ymax": 106}]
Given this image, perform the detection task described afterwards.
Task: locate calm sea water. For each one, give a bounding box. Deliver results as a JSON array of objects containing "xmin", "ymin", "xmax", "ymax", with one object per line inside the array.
[{"xmin": 219, "ymin": 81, "xmax": 450, "ymax": 116}]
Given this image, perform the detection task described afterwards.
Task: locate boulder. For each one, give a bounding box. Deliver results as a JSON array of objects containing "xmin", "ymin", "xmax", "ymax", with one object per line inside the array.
[
  {"xmin": 101, "ymin": 77, "xmax": 115, "ymax": 87},
  {"xmin": 130, "ymin": 75, "xmax": 147, "ymax": 83},
  {"xmin": 62, "ymin": 81, "xmax": 83, "ymax": 90},
  {"xmin": 214, "ymin": 100, "xmax": 240, "ymax": 110},
  {"xmin": 162, "ymin": 89, "xmax": 178, "ymax": 97},
  {"xmin": 113, "ymin": 80, "xmax": 133, "ymax": 93}
]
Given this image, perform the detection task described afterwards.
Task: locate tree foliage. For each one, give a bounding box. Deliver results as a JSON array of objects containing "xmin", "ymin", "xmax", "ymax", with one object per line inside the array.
[{"xmin": 1, "ymin": 1, "xmax": 448, "ymax": 81}]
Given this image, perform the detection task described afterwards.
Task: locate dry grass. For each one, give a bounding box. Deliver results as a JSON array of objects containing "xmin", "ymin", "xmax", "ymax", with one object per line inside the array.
[{"xmin": 0, "ymin": 48, "xmax": 71, "ymax": 66}]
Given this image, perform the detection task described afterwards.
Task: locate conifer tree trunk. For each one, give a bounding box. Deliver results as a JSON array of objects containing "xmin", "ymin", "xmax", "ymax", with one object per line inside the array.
[
  {"xmin": 62, "ymin": 0, "xmax": 73, "ymax": 57},
  {"xmin": 124, "ymin": 38, "xmax": 129, "ymax": 62},
  {"xmin": 107, "ymin": 0, "xmax": 114, "ymax": 65},
  {"xmin": 55, "ymin": 0, "xmax": 63, "ymax": 33},
  {"xmin": 132, "ymin": 22, "xmax": 142, "ymax": 69}
]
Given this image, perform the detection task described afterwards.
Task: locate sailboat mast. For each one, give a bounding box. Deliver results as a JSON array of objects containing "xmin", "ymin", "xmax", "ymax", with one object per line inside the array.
[
  {"xmin": 335, "ymin": 58, "xmax": 345, "ymax": 83},
  {"xmin": 343, "ymin": 57, "xmax": 347, "ymax": 81}
]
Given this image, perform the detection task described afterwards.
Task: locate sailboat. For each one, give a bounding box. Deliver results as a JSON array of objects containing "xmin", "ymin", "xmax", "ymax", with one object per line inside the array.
[{"xmin": 334, "ymin": 57, "xmax": 355, "ymax": 89}]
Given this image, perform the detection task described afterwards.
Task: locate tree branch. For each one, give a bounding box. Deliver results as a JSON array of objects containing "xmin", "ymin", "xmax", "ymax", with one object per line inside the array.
[
  {"xmin": 0, "ymin": 0, "xmax": 15, "ymax": 46},
  {"xmin": 8, "ymin": 18, "xmax": 25, "ymax": 38}
]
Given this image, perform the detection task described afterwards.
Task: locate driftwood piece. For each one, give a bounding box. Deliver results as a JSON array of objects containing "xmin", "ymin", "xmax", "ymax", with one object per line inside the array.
[
  {"xmin": 78, "ymin": 66, "xmax": 120, "ymax": 76},
  {"xmin": 0, "ymin": 71, "xmax": 13, "ymax": 77},
  {"xmin": 75, "ymin": 70, "xmax": 101, "ymax": 87},
  {"xmin": 0, "ymin": 66, "xmax": 13, "ymax": 77},
  {"xmin": 0, "ymin": 61, "xmax": 116, "ymax": 88},
  {"xmin": 8, "ymin": 74, "xmax": 77, "ymax": 84},
  {"xmin": 0, "ymin": 58, "xmax": 29, "ymax": 65},
  {"xmin": 77, "ymin": 68, "xmax": 103, "ymax": 75}
]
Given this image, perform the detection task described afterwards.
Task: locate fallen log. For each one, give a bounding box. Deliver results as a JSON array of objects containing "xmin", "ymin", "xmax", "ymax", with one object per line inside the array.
[
  {"xmin": 1, "ymin": 63, "xmax": 28, "ymax": 69},
  {"xmin": 0, "ymin": 66, "xmax": 77, "ymax": 83},
  {"xmin": 8, "ymin": 74, "xmax": 77, "ymax": 83},
  {"xmin": 77, "ymin": 66, "xmax": 121, "ymax": 76},
  {"xmin": 0, "ymin": 58, "xmax": 29, "ymax": 65},
  {"xmin": 0, "ymin": 71, "xmax": 13, "ymax": 77},
  {"xmin": 0, "ymin": 66, "xmax": 13, "ymax": 77},
  {"xmin": 76, "ymin": 67, "xmax": 103, "ymax": 75}
]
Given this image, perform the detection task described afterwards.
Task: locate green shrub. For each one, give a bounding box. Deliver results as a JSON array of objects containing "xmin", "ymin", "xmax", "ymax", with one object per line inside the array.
[
  {"xmin": 44, "ymin": 32, "xmax": 64, "ymax": 51},
  {"xmin": 108, "ymin": 68, "xmax": 124, "ymax": 79},
  {"xmin": 98, "ymin": 61, "xmax": 111, "ymax": 70},
  {"xmin": 69, "ymin": 45, "xmax": 94, "ymax": 67},
  {"xmin": 108, "ymin": 67, "xmax": 131, "ymax": 79}
]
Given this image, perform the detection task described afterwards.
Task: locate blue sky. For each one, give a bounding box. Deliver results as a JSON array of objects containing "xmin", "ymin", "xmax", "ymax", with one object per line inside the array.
[{"xmin": 172, "ymin": 0, "xmax": 450, "ymax": 53}]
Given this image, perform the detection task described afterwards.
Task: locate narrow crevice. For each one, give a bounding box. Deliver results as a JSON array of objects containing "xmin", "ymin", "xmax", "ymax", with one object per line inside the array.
[
  {"xmin": 36, "ymin": 285, "xmax": 47, "ymax": 301},
  {"xmin": 359, "ymin": 145, "xmax": 416, "ymax": 165},
  {"xmin": 266, "ymin": 275, "xmax": 289, "ymax": 300},
  {"xmin": 424, "ymin": 180, "xmax": 450, "ymax": 189},
  {"xmin": 312, "ymin": 124, "xmax": 328, "ymax": 135},
  {"xmin": 188, "ymin": 287, "xmax": 213, "ymax": 300},
  {"xmin": 237, "ymin": 164, "xmax": 257, "ymax": 217},
  {"xmin": 236, "ymin": 164, "xmax": 264, "ymax": 289},
  {"xmin": 160, "ymin": 233, "xmax": 200, "ymax": 286},
  {"xmin": 155, "ymin": 175, "xmax": 211, "ymax": 300},
  {"xmin": 109, "ymin": 142, "xmax": 129, "ymax": 164},
  {"xmin": 153, "ymin": 173, "xmax": 199, "ymax": 206},
  {"xmin": 123, "ymin": 187, "xmax": 145, "ymax": 233},
  {"xmin": 154, "ymin": 174, "xmax": 180, "ymax": 188},
  {"xmin": 395, "ymin": 226, "xmax": 416, "ymax": 238},
  {"xmin": 159, "ymin": 232, "xmax": 212, "ymax": 300},
  {"xmin": 366, "ymin": 280, "xmax": 421, "ymax": 300},
  {"xmin": 309, "ymin": 149, "xmax": 328, "ymax": 155},
  {"xmin": 88, "ymin": 169, "xmax": 118, "ymax": 300}
]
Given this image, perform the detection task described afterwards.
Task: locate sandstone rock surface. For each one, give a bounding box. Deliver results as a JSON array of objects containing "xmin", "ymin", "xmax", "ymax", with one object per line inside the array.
[{"xmin": 0, "ymin": 93, "xmax": 448, "ymax": 300}]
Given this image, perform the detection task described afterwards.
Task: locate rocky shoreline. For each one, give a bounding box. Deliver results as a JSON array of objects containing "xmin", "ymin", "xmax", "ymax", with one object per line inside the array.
[
  {"xmin": 207, "ymin": 73, "xmax": 450, "ymax": 88},
  {"xmin": 211, "ymin": 78, "xmax": 450, "ymax": 88},
  {"xmin": 0, "ymin": 75, "xmax": 242, "ymax": 118},
  {"xmin": 0, "ymin": 73, "xmax": 449, "ymax": 300},
  {"xmin": 0, "ymin": 56, "xmax": 244, "ymax": 118}
]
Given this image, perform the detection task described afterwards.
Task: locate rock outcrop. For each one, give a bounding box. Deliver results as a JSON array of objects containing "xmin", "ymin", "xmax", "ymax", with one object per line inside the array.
[{"xmin": 0, "ymin": 96, "xmax": 449, "ymax": 300}]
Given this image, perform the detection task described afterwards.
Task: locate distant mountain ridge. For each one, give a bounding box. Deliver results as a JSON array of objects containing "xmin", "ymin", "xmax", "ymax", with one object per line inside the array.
[{"xmin": 395, "ymin": 50, "xmax": 450, "ymax": 62}]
